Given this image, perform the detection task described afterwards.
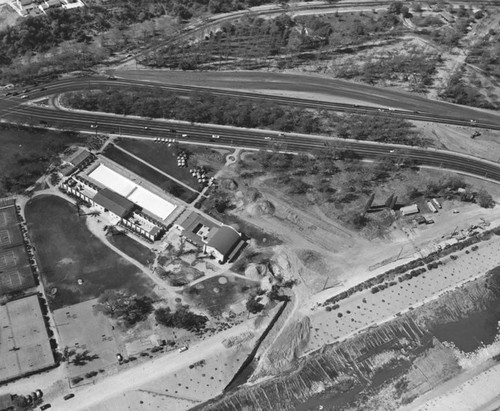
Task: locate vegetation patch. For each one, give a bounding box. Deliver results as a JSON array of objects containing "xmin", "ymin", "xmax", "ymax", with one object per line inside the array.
[
  {"xmin": 94, "ymin": 290, "xmax": 154, "ymax": 327},
  {"xmin": 117, "ymin": 139, "xmax": 205, "ymax": 190},
  {"xmin": 106, "ymin": 232, "xmax": 156, "ymax": 266},
  {"xmin": 63, "ymin": 88, "xmax": 322, "ymax": 134},
  {"xmin": 0, "ymin": 125, "xmax": 80, "ymax": 196}
]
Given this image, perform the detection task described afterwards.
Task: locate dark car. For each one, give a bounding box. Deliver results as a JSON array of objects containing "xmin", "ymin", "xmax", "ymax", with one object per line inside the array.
[
  {"xmin": 63, "ymin": 393, "xmax": 75, "ymax": 400},
  {"xmin": 40, "ymin": 87, "xmax": 47, "ymax": 91},
  {"xmin": 40, "ymin": 404, "xmax": 51, "ymax": 410}
]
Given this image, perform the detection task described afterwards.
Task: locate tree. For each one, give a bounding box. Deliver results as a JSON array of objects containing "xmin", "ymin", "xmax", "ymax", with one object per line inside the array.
[
  {"xmin": 477, "ymin": 188, "xmax": 494, "ymax": 208},
  {"xmin": 246, "ymin": 295, "xmax": 264, "ymax": 314},
  {"xmin": 155, "ymin": 305, "xmax": 208, "ymax": 331},
  {"xmin": 95, "ymin": 290, "xmax": 153, "ymax": 326}
]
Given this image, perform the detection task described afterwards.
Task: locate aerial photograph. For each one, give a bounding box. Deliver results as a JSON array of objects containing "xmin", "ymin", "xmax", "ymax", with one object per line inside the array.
[{"xmin": 1, "ymin": 0, "xmax": 500, "ymax": 410}]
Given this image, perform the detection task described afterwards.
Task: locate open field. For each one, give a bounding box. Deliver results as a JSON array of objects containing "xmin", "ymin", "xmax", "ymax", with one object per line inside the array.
[
  {"xmin": 0, "ymin": 125, "xmax": 81, "ymax": 196},
  {"xmin": 25, "ymin": 195, "xmax": 156, "ymax": 309},
  {"xmin": 107, "ymin": 233, "xmax": 156, "ymax": 267},
  {"xmin": 117, "ymin": 139, "xmax": 201, "ymax": 190},
  {"xmin": 53, "ymin": 299, "xmax": 120, "ymax": 382},
  {"xmin": 103, "ymin": 144, "xmax": 198, "ymax": 204},
  {"xmin": 184, "ymin": 274, "xmax": 260, "ymax": 317},
  {"xmin": 0, "ymin": 295, "xmax": 55, "ymax": 382}
]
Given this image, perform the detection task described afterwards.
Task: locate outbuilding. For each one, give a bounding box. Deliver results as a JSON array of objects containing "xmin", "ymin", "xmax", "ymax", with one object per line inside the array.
[
  {"xmin": 400, "ymin": 204, "xmax": 419, "ymax": 216},
  {"xmin": 205, "ymin": 225, "xmax": 246, "ymax": 263}
]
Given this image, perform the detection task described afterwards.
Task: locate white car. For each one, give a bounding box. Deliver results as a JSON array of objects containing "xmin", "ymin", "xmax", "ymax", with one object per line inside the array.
[
  {"xmin": 21, "ymin": 94, "xmax": 29, "ymax": 99},
  {"xmin": 90, "ymin": 124, "xmax": 98, "ymax": 129},
  {"xmin": 211, "ymin": 134, "xmax": 220, "ymax": 139},
  {"xmin": 264, "ymin": 136, "xmax": 271, "ymax": 140},
  {"xmin": 453, "ymin": 210, "xmax": 460, "ymax": 214},
  {"xmin": 179, "ymin": 346, "xmax": 189, "ymax": 352},
  {"xmin": 389, "ymin": 150, "xmax": 395, "ymax": 153},
  {"xmin": 181, "ymin": 134, "xmax": 188, "ymax": 138}
]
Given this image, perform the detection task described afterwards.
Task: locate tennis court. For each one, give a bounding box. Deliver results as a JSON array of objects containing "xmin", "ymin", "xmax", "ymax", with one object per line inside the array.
[{"xmin": 0, "ymin": 295, "xmax": 55, "ymax": 382}]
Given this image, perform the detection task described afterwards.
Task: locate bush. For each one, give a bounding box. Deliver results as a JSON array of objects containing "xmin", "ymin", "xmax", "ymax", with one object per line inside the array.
[{"xmin": 155, "ymin": 305, "xmax": 208, "ymax": 331}]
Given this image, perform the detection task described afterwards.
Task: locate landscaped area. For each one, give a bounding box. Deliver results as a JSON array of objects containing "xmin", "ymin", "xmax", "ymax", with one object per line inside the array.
[
  {"xmin": 106, "ymin": 232, "xmax": 156, "ymax": 267},
  {"xmin": 25, "ymin": 195, "xmax": 157, "ymax": 309},
  {"xmin": 117, "ymin": 139, "xmax": 201, "ymax": 189},
  {"xmin": 103, "ymin": 144, "xmax": 198, "ymax": 204},
  {"xmin": 184, "ymin": 274, "xmax": 260, "ymax": 316}
]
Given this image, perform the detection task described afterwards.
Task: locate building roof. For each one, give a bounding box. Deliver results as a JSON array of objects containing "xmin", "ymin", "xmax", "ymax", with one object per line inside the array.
[
  {"xmin": 400, "ymin": 204, "xmax": 419, "ymax": 215},
  {"xmin": 207, "ymin": 225, "xmax": 242, "ymax": 257},
  {"xmin": 66, "ymin": 148, "xmax": 93, "ymax": 168},
  {"xmin": 93, "ymin": 188, "xmax": 134, "ymax": 218}
]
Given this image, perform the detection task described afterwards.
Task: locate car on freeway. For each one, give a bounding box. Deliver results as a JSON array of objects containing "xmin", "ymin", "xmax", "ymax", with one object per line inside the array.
[
  {"xmin": 12, "ymin": 92, "xmax": 18, "ymax": 96},
  {"xmin": 40, "ymin": 404, "xmax": 51, "ymax": 410},
  {"xmin": 21, "ymin": 94, "xmax": 29, "ymax": 99},
  {"xmin": 181, "ymin": 134, "xmax": 188, "ymax": 138},
  {"xmin": 144, "ymin": 126, "xmax": 150, "ymax": 130},
  {"xmin": 90, "ymin": 124, "xmax": 98, "ymax": 128},
  {"xmin": 40, "ymin": 87, "xmax": 47, "ymax": 91},
  {"xmin": 22, "ymin": 89, "xmax": 30, "ymax": 93},
  {"xmin": 39, "ymin": 120, "xmax": 48, "ymax": 125},
  {"xmin": 264, "ymin": 136, "xmax": 271, "ymax": 140},
  {"xmin": 389, "ymin": 150, "xmax": 395, "ymax": 153},
  {"xmin": 179, "ymin": 346, "xmax": 189, "ymax": 352},
  {"xmin": 170, "ymin": 129, "xmax": 177, "ymax": 133},
  {"xmin": 377, "ymin": 108, "xmax": 385, "ymax": 112},
  {"xmin": 63, "ymin": 394, "xmax": 75, "ymax": 400},
  {"xmin": 211, "ymin": 134, "xmax": 220, "ymax": 139}
]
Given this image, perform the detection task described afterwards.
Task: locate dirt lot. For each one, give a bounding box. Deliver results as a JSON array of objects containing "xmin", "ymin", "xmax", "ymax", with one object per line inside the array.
[
  {"xmin": 184, "ymin": 274, "xmax": 261, "ymax": 317},
  {"xmin": 53, "ymin": 299, "xmax": 120, "ymax": 383}
]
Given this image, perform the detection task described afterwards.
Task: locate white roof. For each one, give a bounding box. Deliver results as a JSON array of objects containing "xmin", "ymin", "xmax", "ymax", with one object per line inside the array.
[
  {"xmin": 89, "ymin": 164, "xmax": 135, "ymax": 197},
  {"xmin": 88, "ymin": 164, "xmax": 176, "ymax": 220},
  {"xmin": 127, "ymin": 186, "xmax": 176, "ymax": 220}
]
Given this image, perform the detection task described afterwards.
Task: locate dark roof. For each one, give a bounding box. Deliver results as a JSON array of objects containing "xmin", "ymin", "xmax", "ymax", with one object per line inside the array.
[
  {"xmin": 207, "ymin": 225, "xmax": 242, "ymax": 257},
  {"xmin": 93, "ymin": 188, "xmax": 134, "ymax": 218},
  {"xmin": 67, "ymin": 149, "xmax": 93, "ymax": 168}
]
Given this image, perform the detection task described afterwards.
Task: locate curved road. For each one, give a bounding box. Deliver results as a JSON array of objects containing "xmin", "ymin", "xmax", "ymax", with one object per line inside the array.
[{"xmin": 1, "ymin": 74, "xmax": 500, "ymax": 183}]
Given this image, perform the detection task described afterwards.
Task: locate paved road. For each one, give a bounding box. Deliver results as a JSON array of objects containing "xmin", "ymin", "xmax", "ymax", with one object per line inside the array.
[{"xmin": 1, "ymin": 75, "xmax": 500, "ymax": 184}]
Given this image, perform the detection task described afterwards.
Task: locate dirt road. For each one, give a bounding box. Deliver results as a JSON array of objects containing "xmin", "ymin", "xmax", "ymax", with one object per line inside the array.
[{"xmin": 47, "ymin": 320, "xmax": 253, "ymax": 410}]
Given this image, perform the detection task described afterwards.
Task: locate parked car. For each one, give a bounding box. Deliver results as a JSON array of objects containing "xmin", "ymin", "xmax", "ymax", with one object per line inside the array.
[
  {"xmin": 179, "ymin": 346, "xmax": 189, "ymax": 353},
  {"xmin": 40, "ymin": 404, "xmax": 51, "ymax": 410},
  {"xmin": 116, "ymin": 353, "xmax": 123, "ymax": 361},
  {"xmin": 63, "ymin": 393, "xmax": 75, "ymax": 400}
]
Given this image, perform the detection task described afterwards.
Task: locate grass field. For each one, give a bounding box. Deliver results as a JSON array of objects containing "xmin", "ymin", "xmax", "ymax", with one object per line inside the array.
[
  {"xmin": 103, "ymin": 145, "xmax": 198, "ymax": 204},
  {"xmin": 184, "ymin": 274, "xmax": 260, "ymax": 316},
  {"xmin": 25, "ymin": 195, "xmax": 157, "ymax": 310},
  {"xmin": 107, "ymin": 233, "xmax": 156, "ymax": 266},
  {"xmin": 0, "ymin": 124, "xmax": 82, "ymax": 196},
  {"xmin": 117, "ymin": 139, "xmax": 200, "ymax": 189}
]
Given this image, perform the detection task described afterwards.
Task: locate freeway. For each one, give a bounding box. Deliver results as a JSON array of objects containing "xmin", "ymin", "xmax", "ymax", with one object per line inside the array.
[
  {"xmin": 3, "ymin": 75, "xmax": 500, "ymax": 129},
  {"xmin": 1, "ymin": 75, "xmax": 500, "ymax": 183}
]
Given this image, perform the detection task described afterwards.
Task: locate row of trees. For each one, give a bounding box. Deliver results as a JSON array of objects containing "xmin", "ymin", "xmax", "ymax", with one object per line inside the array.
[{"xmin": 63, "ymin": 88, "xmax": 322, "ymax": 133}]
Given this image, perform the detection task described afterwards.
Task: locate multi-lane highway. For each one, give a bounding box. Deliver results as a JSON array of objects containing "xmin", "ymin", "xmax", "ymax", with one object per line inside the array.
[{"xmin": 1, "ymin": 75, "xmax": 500, "ymax": 182}]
